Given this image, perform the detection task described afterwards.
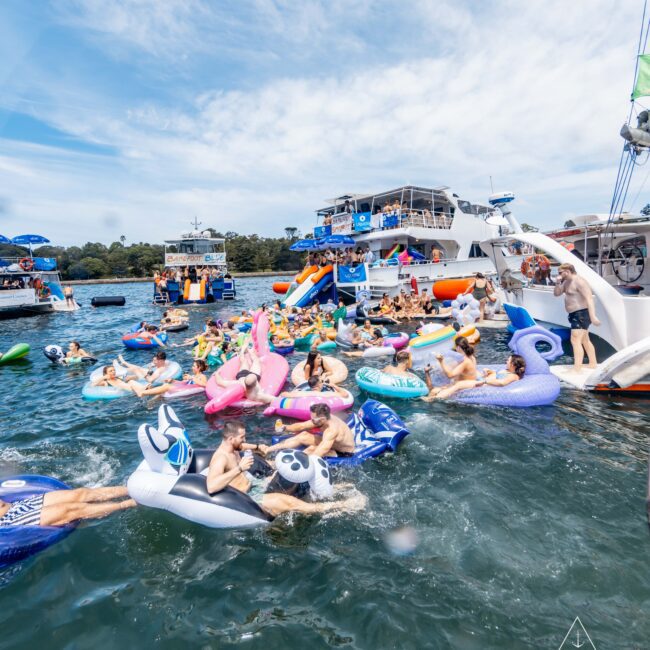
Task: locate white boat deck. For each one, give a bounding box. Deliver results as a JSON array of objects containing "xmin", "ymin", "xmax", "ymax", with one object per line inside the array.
[{"xmin": 550, "ymin": 365, "xmax": 599, "ymax": 390}]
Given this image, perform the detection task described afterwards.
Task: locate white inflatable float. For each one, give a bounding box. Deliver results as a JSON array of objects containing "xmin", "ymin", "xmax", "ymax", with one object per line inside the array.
[{"xmin": 128, "ymin": 405, "xmax": 334, "ymax": 528}]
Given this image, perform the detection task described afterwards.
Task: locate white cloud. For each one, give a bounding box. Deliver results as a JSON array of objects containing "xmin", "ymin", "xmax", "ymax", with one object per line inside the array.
[{"xmin": 1, "ymin": 0, "xmax": 647, "ymax": 244}]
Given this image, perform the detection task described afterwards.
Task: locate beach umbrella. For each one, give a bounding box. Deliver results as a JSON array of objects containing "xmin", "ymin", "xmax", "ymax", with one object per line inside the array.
[
  {"xmin": 289, "ymin": 239, "xmax": 320, "ymax": 251},
  {"xmin": 11, "ymin": 234, "xmax": 50, "ymax": 257},
  {"xmin": 11, "ymin": 234, "xmax": 50, "ymax": 245},
  {"xmin": 0, "ymin": 235, "xmax": 11, "ymax": 245}
]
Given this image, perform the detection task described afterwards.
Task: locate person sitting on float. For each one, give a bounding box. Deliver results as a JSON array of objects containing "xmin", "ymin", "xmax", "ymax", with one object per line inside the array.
[
  {"xmin": 140, "ymin": 324, "xmax": 166, "ymax": 347},
  {"xmin": 301, "ymin": 350, "xmax": 339, "ymax": 384},
  {"xmin": 310, "ymin": 329, "xmax": 330, "ymax": 351},
  {"xmin": 67, "ymin": 340, "xmax": 92, "ymax": 360},
  {"xmin": 271, "ymin": 334, "xmax": 294, "ymax": 351},
  {"xmin": 0, "ymin": 484, "xmax": 135, "ymax": 528},
  {"xmin": 116, "ymin": 350, "xmax": 173, "ymax": 385},
  {"xmin": 480, "ymin": 354, "xmax": 526, "ymax": 387},
  {"xmin": 280, "ymin": 375, "xmax": 348, "ymax": 398},
  {"xmin": 205, "ymin": 421, "xmax": 363, "ymax": 516},
  {"xmin": 214, "ymin": 344, "xmax": 276, "ymax": 405},
  {"xmin": 182, "ymin": 359, "xmax": 209, "ymax": 387},
  {"xmin": 92, "ymin": 365, "xmax": 168, "ymax": 398},
  {"xmin": 343, "ymin": 328, "xmax": 385, "ymax": 357},
  {"xmin": 382, "ymin": 349, "xmax": 416, "ymax": 378},
  {"xmin": 260, "ymin": 403, "xmax": 356, "ymax": 459},
  {"xmin": 422, "ymin": 337, "xmax": 479, "ymax": 401}
]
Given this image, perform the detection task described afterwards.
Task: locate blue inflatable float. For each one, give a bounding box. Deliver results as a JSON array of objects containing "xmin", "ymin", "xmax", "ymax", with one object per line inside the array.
[
  {"xmin": 122, "ymin": 331, "xmax": 168, "ymax": 350},
  {"xmin": 0, "ymin": 475, "xmax": 76, "ymax": 568},
  {"xmin": 272, "ymin": 399, "xmax": 411, "ymax": 467}
]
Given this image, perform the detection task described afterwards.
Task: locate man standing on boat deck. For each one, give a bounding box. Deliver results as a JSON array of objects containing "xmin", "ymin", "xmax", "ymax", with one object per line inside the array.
[{"xmin": 553, "ymin": 263, "xmax": 601, "ymax": 371}]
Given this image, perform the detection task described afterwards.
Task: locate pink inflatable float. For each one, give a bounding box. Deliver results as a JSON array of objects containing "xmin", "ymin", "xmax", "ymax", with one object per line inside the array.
[
  {"xmin": 164, "ymin": 380, "xmax": 205, "ymax": 401},
  {"xmin": 204, "ymin": 312, "xmax": 289, "ymax": 414},
  {"xmin": 263, "ymin": 387, "xmax": 354, "ymax": 420}
]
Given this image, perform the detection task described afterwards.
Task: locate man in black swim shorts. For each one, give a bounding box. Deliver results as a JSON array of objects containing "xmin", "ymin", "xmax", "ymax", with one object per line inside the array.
[{"xmin": 553, "ymin": 263, "xmax": 601, "ymax": 371}]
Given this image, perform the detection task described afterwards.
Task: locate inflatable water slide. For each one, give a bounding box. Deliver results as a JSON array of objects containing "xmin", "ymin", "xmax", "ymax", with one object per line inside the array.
[{"xmin": 273, "ymin": 265, "xmax": 336, "ymax": 308}]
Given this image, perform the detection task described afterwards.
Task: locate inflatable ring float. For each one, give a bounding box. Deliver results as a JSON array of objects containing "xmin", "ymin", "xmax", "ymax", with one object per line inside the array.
[
  {"xmin": 291, "ymin": 357, "xmax": 348, "ymax": 386},
  {"xmin": 0, "ymin": 475, "xmax": 77, "ymax": 568},
  {"xmin": 355, "ymin": 367, "xmax": 428, "ymax": 398}
]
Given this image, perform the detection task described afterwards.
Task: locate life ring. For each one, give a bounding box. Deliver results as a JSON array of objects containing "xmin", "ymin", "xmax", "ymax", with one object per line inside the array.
[
  {"xmin": 40, "ymin": 286, "xmax": 51, "ymax": 298},
  {"xmin": 19, "ymin": 257, "xmax": 34, "ymax": 271},
  {"xmin": 520, "ymin": 254, "xmax": 550, "ymax": 278}
]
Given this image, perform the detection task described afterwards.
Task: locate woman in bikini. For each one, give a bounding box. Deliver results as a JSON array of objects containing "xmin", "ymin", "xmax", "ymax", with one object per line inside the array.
[{"xmin": 422, "ymin": 337, "xmax": 480, "ymax": 400}]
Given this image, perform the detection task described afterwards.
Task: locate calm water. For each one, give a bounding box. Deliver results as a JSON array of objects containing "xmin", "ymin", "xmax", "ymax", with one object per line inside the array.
[{"xmin": 0, "ymin": 279, "xmax": 648, "ymax": 649}]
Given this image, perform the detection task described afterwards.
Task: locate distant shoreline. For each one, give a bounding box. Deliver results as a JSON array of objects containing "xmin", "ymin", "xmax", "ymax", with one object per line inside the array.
[{"xmin": 66, "ymin": 271, "xmax": 297, "ymax": 285}]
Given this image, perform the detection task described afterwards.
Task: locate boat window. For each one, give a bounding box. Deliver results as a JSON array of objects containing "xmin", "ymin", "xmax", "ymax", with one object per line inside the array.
[
  {"xmin": 469, "ymin": 243, "xmax": 487, "ymax": 258},
  {"xmin": 457, "ymin": 201, "xmax": 489, "ymax": 216}
]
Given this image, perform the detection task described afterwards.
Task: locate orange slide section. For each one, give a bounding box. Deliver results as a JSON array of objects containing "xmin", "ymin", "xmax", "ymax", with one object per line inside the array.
[
  {"xmin": 432, "ymin": 278, "xmax": 474, "ymax": 301},
  {"xmin": 295, "ymin": 265, "xmax": 318, "ymax": 285},
  {"xmin": 273, "ymin": 282, "xmax": 291, "ymax": 294},
  {"xmin": 310, "ymin": 264, "xmax": 333, "ymax": 284}
]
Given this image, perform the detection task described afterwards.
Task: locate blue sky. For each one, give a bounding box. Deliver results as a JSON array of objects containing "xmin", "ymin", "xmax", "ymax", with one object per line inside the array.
[{"xmin": 0, "ymin": 0, "xmax": 646, "ymax": 245}]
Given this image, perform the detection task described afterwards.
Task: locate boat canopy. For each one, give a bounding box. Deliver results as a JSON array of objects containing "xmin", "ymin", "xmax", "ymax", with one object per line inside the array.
[{"xmin": 316, "ymin": 185, "xmax": 453, "ymax": 217}]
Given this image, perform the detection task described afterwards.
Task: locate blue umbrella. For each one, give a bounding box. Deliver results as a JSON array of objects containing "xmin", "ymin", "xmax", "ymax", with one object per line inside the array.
[
  {"xmin": 0, "ymin": 235, "xmax": 11, "ymax": 245},
  {"xmin": 289, "ymin": 239, "xmax": 320, "ymax": 251},
  {"xmin": 316, "ymin": 234, "xmax": 355, "ymax": 249},
  {"xmin": 11, "ymin": 234, "xmax": 50, "ymax": 245}
]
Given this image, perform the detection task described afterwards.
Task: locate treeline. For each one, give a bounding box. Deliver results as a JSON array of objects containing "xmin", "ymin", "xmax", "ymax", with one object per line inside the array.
[{"xmin": 0, "ymin": 229, "xmax": 305, "ymax": 279}]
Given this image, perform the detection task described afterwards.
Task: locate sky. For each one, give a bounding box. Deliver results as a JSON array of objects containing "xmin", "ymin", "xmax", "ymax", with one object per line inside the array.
[{"xmin": 0, "ymin": 0, "xmax": 648, "ymax": 246}]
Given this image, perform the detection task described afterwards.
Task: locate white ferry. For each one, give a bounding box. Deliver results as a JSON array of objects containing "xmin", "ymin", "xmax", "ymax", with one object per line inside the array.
[
  {"xmin": 0, "ymin": 234, "xmax": 77, "ymax": 319},
  {"xmin": 155, "ymin": 223, "xmax": 235, "ymax": 305},
  {"xmin": 310, "ymin": 185, "xmax": 512, "ymax": 301}
]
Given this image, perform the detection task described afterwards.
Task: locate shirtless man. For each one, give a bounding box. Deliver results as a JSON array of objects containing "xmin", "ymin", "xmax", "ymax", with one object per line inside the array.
[
  {"xmin": 118, "ymin": 351, "xmax": 173, "ymax": 385},
  {"xmin": 63, "ymin": 285, "xmax": 75, "ymax": 308},
  {"xmin": 553, "ymin": 263, "xmax": 601, "ymax": 371},
  {"xmin": 214, "ymin": 345, "xmax": 275, "ymax": 404},
  {"xmin": 205, "ymin": 421, "xmax": 363, "ymax": 517},
  {"xmin": 259, "ymin": 403, "xmax": 355, "ymax": 458},
  {"xmin": 0, "ymin": 485, "xmax": 135, "ymax": 528},
  {"xmin": 382, "ymin": 349, "xmax": 416, "ymax": 378}
]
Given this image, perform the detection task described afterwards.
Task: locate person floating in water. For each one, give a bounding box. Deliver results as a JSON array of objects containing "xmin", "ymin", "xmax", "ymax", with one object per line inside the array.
[{"xmin": 0, "ymin": 486, "xmax": 135, "ymax": 528}]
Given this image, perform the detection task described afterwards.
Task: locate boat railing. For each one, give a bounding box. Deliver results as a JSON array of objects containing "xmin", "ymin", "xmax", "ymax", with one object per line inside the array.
[{"xmin": 329, "ymin": 209, "xmax": 453, "ymax": 235}]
